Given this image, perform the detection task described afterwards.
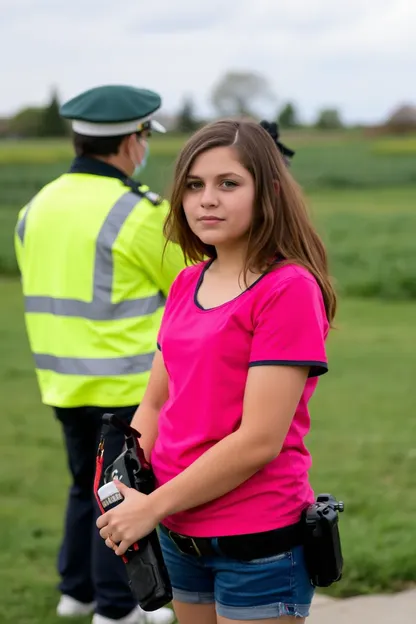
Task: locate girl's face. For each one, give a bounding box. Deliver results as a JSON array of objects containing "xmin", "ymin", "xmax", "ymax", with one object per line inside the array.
[{"xmin": 182, "ymin": 146, "xmax": 255, "ymax": 250}]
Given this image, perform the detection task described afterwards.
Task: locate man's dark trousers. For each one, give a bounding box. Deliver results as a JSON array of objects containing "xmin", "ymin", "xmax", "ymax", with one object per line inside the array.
[{"xmin": 54, "ymin": 405, "xmax": 138, "ymax": 620}]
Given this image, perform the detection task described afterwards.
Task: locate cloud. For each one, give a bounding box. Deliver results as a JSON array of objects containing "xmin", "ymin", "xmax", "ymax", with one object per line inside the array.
[
  {"xmin": 0, "ymin": 0, "xmax": 414, "ymax": 123},
  {"xmin": 127, "ymin": 1, "xmax": 230, "ymax": 34}
]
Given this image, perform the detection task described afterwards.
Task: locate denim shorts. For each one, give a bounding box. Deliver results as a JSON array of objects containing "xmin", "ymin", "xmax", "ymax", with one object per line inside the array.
[{"xmin": 159, "ymin": 527, "xmax": 314, "ymax": 620}]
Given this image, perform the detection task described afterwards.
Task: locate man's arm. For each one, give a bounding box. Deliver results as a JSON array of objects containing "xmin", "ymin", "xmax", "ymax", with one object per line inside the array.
[
  {"xmin": 134, "ymin": 199, "xmax": 186, "ymax": 297},
  {"xmin": 14, "ymin": 206, "xmax": 29, "ymax": 274}
]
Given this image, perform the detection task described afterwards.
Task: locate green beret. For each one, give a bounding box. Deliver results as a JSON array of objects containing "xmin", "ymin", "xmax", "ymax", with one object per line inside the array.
[{"xmin": 60, "ymin": 84, "xmax": 166, "ymax": 136}]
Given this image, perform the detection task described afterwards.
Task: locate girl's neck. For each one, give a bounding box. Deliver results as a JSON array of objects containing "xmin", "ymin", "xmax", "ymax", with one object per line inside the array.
[
  {"xmin": 210, "ymin": 244, "xmax": 262, "ymax": 283},
  {"xmin": 211, "ymin": 244, "xmax": 246, "ymax": 276}
]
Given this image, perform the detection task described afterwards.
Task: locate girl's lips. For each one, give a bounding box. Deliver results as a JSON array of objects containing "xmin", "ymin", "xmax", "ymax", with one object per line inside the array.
[{"xmin": 198, "ymin": 217, "xmax": 224, "ymax": 221}]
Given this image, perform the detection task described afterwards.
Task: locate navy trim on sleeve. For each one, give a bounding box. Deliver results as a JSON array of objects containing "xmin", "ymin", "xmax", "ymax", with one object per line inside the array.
[
  {"xmin": 157, "ymin": 342, "xmax": 161, "ymax": 351},
  {"xmin": 248, "ymin": 360, "xmax": 328, "ymax": 378}
]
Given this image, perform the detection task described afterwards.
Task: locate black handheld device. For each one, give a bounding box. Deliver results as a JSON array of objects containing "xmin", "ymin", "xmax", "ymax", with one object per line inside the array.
[
  {"xmin": 302, "ymin": 493, "xmax": 345, "ymax": 587},
  {"xmin": 95, "ymin": 413, "xmax": 172, "ymax": 612}
]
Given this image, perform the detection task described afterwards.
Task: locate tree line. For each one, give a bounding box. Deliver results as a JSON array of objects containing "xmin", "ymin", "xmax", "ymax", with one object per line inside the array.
[{"xmin": 1, "ymin": 71, "xmax": 353, "ymax": 139}]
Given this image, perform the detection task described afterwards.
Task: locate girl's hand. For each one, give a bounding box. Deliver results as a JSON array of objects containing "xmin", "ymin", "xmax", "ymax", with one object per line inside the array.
[{"xmin": 96, "ymin": 480, "xmax": 162, "ymax": 556}]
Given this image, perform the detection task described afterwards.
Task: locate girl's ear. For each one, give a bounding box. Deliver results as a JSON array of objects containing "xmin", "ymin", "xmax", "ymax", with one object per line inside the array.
[{"xmin": 273, "ymin": 180, "xmax": 280, "ymax": 195}]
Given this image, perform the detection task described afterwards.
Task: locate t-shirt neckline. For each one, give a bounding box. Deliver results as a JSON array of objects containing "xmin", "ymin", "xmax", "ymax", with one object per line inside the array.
[{"xmin": 193, "ymin": 258, "xmax": 273, "ymax": 312}]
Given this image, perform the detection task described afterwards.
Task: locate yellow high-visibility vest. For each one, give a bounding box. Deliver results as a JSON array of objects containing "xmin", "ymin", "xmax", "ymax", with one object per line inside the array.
[{"xmin": 14, "ymin": 171, "xmax": 186, "ymax": 408}]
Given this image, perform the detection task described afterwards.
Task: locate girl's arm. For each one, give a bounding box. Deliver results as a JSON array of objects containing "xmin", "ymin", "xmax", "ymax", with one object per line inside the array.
[
  {"xmin": 150, "ymin": 364, "xmax": 309, "ymax": 518},
  {"xmin": 130, "ymin": 351, "xmax": 168, "ymax": 462},
  {"xmin": 97, "ymin": 274, "xmax": 328, "ymax": 554},
  {"xmin": 150, "ymin": 274, "xmax": 327, "ymax": 518}
]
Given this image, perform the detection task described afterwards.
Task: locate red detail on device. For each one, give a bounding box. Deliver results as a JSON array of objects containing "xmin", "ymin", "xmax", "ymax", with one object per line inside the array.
[
  {"xmin": 94, "ymin": 441, "xmax": 105, "ymax": 513},
  {"xmin": 93, "ymin": 436, "xmax": 140, "ymax": 564}
]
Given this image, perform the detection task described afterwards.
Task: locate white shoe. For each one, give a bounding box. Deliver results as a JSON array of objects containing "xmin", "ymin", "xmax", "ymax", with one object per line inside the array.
[
  {"xmin": 92, "ymin": 605, "xmax": 175, "ymax": 624},
  {"xmin": 138, "ymin": 605, "xmax": 175, "ymax": 624},
  {"xmin": 57, "ymin": 594, "xmax": 96, "ymax": 617}
]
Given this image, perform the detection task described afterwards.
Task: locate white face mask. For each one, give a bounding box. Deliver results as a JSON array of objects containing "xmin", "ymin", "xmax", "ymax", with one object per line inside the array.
[{"xmin": 132, "ymin": 140, "xmax": 149, "ymax": 178}]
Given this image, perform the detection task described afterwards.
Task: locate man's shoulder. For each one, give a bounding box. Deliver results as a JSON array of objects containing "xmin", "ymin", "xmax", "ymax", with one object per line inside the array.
[
  {"xmin": 21, "ymin": 175, "xmax": 66, "ymax": 208},
  {"xmin": 141, "ymin": 189, "xmax": 164, "ymax": 206},
  {"xmin": 124, "ymin": 180, "xmax": 164, "ymax": 206}
]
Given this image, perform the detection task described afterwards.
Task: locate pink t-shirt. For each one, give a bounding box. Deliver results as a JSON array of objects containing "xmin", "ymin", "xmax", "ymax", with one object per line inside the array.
[{"xmin": 151, "ymin": 260, "xmax": 329, "ymax": 537}]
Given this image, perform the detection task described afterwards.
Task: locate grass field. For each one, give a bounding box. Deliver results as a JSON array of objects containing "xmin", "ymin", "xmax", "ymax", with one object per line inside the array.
[
  {"xmin": 1, "ymin": 281, "xmax": 416, "ymax": 623},
  {"xmin": 1, "ymin": 133, "xmax": 416, "ymax": 299},
  {"xmin": 2, "ymin": 184, "xmax": 416, "ymax": 300},
  {"xmin": 2, "ymin": 132, "xmax": 416, "ymax": 188}
]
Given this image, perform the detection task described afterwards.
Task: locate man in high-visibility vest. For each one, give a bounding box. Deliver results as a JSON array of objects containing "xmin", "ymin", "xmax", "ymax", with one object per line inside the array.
[{"xmin": 14, "ymin": 85, "xmax": 184, "ymax": 624}]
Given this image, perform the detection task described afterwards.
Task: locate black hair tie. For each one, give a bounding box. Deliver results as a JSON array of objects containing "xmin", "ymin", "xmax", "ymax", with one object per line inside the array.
[{"xmin": 259, "ymin": 120, "xmax": 295, "ymax": 166}]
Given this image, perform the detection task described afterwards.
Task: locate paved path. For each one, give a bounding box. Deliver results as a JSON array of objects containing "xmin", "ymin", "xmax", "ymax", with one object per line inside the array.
[{"xmin": 308, "ymin": 589, "xmax": 416, "ymax": 623}]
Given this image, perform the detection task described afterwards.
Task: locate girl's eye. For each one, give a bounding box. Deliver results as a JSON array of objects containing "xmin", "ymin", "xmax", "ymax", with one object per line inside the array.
[
  {"xmin": 185, "ymin": 180, "xmax": 238, "ymax": 190},
  {"xmin": 186, "ymin": 181, "xmax": 203, "ymax": 190},
  {"xmin": 221, "ymin": 180, "xmax": 238, "ymax": 189}
]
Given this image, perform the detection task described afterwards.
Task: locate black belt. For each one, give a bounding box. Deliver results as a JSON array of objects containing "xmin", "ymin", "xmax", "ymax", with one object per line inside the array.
[{"xmin": 160, "ymin": 521, "xmax": 303, "ymax": 561}]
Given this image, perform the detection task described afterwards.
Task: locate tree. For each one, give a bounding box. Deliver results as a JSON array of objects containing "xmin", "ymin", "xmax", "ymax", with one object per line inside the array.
[
  {"xmin": 315, "ymin": 108, "xmax": 343, "ymax": 130},
  {"xmin": 211, "ymin": 71, "xmax": 275, "ymax": 118},
  {"xmin": 8, "ymin": 107, "xmax": 44, "ymax": 137},
  {"xmin": 277, "ymin": 102, "xmax": 299, "ymax": 128},
  {"xmin": 39, "ymin": 89, "xmax": 68, "ymax": 137},
  {"xmin": 176, "ymin": 96, "xmax": 200, "ymax": 133},
  {"xmin": 385, "ymin": 104, "xmax": 416, "ymax": 133}
]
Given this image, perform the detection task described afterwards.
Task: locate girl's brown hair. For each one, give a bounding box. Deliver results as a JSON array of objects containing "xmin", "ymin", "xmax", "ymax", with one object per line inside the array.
[{"xmin": 164, "ymin": 119, "xmax": 337, "ymax": 324}]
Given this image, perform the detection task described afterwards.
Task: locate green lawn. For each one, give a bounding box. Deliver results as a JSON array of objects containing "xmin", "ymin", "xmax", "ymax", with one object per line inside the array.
[
  {"xmin": 1, "ymin": 134, "xmax": 416, "ymax": 300},
  {"xmin": 310, "ymin": 187, "xmax": 416, "ymax": 301},
  {"xmin": 1, "ymin": 280, "xmax": 416, "ymax": 623},
  {"xmin": 3, "ymin": 182, "xmax": 416, "ymax": 300}
]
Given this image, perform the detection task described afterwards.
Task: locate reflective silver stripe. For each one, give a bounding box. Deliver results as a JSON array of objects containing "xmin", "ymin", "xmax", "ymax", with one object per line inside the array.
[
  {"xmin": 24, "ymin": 292, "xmax": 165, "ymax": 320},
  {"xmin": 24, "ymin": 192, "xmax": 166, "ymax": 320},
  {"xmin": 16, "ymin": 201, "xmax": 34, "ymax": 243},
  {"xmin": 93, "ymin": 191, "xmax": 141, "ymax": 301},
  {"xmin": 34, "ymin": 352, "xmax": 155, "ymax": 376}
]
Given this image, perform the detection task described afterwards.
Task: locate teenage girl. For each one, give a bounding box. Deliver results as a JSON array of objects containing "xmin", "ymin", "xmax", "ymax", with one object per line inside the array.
[{"xmin": 97, "ymin": 119, "xmax": 337, "ymax": 624}]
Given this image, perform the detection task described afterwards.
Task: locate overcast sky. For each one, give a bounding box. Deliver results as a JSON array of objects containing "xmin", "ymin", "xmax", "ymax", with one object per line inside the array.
[{"xmin": 1, "ymin": 0, "xmax": 414, "ymax": 124}]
